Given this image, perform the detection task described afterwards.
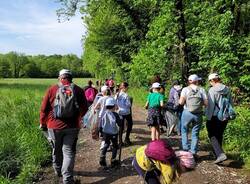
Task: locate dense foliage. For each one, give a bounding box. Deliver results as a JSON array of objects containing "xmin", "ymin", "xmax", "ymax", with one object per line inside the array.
[
  {"xmin": 0, "ymin": 52, "xmax": 91, "ymax": 78},
  {"xmin": 63, "ymin": 0, "xmax": 250, "ymax": 96}
]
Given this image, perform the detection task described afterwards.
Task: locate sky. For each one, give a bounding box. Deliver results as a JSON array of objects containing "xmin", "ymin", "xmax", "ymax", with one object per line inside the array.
[{"xmin": 0, "ymin": 0, "xmax": 86, "ymax": 57}]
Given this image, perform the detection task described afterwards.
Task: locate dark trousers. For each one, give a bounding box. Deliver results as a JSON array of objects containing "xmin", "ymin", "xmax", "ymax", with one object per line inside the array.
[
  {"xmin": 132, "ymin": 157, "xmax": 160, "ymax": 184},
  {"xmin": 206, "ymin": 116, "xmax": 228, "ymax": 146},
  {"xmin": 120, "ymin": 114, "xmax": 133, "ymax": 142},
  {"xmin": 101, "ymin": 133, "xmax": 118, "ymax": 160}
]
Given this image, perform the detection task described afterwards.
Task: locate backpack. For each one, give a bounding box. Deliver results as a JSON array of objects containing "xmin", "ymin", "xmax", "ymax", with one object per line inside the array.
[
  {"xmin": 145, "ymin": 140, "xmax": 175, "ymax": 163},
  {"xmin": 175, "ymin": 151, "xmax": 196, "ymax": 169},
  {"xmin": 53, "ymin": 84, "xmax": 79, "ymax": 119},
  {"xmin": 85, "ymin": 87, "xmax": 96, "ymax": 102},
  {"xmin": 101, "ymin": 111, "xmax": 119, "ymax": 135},
  {"xmin": 216, "ymin": 93, "xmax": 236, "ymax": 121},
  {"xmin": 186, "ymin": 87, "xmax": 203, "ymax": 113}
]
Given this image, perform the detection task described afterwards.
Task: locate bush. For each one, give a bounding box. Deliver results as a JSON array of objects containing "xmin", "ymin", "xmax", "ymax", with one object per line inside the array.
[{"xmin": 224, "ymin": 106, "xmax": 250, "ymax": 168}]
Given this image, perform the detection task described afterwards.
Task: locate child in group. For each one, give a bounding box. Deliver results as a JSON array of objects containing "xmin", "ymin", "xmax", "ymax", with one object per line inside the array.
[
  {"xmin": 99, "ymin": 97, "xmax": 121, "ymax": 167},
  {"xmin": 145, "ymin": 82, "xmax": 164, "ymax": 140},
  {"xmin": 93, "ymin": 85, "xmax": 111, "ymax": 140},
  {"xmin": 115, "ymin": 82, "xmax": 133, "ymax": 146}
]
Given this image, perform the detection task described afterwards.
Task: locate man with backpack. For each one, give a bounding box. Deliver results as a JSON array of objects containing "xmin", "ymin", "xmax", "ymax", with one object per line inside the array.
[
  {"xmin": 40, "ymin": 69, "xmax": 88, "ymax": 184},
  {"xmin": 206, "ymin": 73, "xmax": 235, "ymax": 164},
  {"xmin": 179, "ymin": 74, "xmax": 208, "ymax": 157}
]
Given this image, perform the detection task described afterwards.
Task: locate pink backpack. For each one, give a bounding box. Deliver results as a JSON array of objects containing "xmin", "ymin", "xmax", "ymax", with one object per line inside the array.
[
  {"xmin": 145, "ymin": 140, "xmax": 175, "ymax": 163},
  {"xmin": 85, "ymin": 87, "xmax": 96, "ymax": 102},
  {"xmin": 175, "ymin": 151, "xmax": 196, "ymax": 169}
]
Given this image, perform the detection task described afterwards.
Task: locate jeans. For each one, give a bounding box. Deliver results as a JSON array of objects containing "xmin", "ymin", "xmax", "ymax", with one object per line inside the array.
[
  {"xmin": 176, "ymin": 110, "xmax": 183, "ymax": 134},
  {"xmin": 48, "ymin": 128, "xmax": 79, "ymax": 184},
  {"xmin": 181, "ymin": 110, "xmax": 202, "ymax": 154}
]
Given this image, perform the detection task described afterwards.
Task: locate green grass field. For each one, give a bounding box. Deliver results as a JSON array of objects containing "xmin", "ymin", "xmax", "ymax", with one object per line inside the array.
[
  {"xmin": 0, "ymin": 78, "xmax": 249, "ymax": 184},
  {"xmin": 0, "ymin": 78, "xmax": 90, "ymax": 184}
]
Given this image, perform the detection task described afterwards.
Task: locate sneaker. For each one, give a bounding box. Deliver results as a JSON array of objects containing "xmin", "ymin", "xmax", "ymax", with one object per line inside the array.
[{"xmin": 213, "ymin": 153, "xmax": 227, "ymax": 164}]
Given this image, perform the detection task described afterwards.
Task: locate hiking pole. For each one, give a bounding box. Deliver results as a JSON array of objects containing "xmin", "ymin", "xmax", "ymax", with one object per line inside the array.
[{"xmin": 118, "ymin": 120, "xmax": 124, "ymax": 163}]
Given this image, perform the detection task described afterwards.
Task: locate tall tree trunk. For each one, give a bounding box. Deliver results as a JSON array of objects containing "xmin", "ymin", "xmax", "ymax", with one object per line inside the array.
[{"xmin": 175, "ymin": 0, "xmax": 189, "ymax": 82}]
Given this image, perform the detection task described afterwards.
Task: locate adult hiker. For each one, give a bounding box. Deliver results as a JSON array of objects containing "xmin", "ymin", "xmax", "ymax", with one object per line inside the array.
[
  {"xmin": 206, "ymin": 73, "xmax": 235, "ymax": 164},
  {"xmin": 179, "ymin": 74, "xmax": 208, "ymax": 156},
  {"xmin": 40, "ymin": 69, "xmax": 88, "ymax": 184},
  {"xmin": 115, "ymin": 82, "xmax": 133, "ymax": 146},
  {"xmin": 145, "ymin": 82, "xmax": 164, "ymax": 141},
  {"xmin": 99, "ymin": 97, "xmax": 121, "ymax": 168},
  {"xmin": 83, "ymin": 80, "xmax": 98, "ymax": 107},
  {"xmin": 167, "ymin": 80, "xmax": 183, "ymax": 136}
]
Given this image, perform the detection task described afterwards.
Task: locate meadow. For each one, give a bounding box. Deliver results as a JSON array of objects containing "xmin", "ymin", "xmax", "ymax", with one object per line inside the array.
[{"xmin": 0, "ymin": 78, "xmax": 90, "ymax": 184}]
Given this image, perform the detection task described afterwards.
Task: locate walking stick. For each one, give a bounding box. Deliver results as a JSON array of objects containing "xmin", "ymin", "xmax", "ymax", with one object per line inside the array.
[{"xmin": 118, "ymin": 120, "xmax": 124, "ymax": 162}]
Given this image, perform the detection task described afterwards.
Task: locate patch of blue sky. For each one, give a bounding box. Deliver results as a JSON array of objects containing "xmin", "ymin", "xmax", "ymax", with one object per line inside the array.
[{"xmin": 0, "ymin": 0, "xmax": 86, "ymax": 57}]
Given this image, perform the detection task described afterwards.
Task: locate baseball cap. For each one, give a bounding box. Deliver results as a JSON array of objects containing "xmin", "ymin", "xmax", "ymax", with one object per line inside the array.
[
  {"xmin": 188, "ymin": 74, "xmax": 201, "ymax": 82},
  {"xmin": 59, "ymin": 69, "xmax": 72, "ymax": 76},
  {"xmin": 105, "ymin": 97, "xmax": 116, "ymax": 106},
  {"xmin": 101, "ymin": 85, "xmax": 108, "ymax": 92},
  {"xmin": 208, "ymin": 73, "xmax": 220, "ymax": 81},
  {"xmin": 151, "ymin": 82, "xmax": 161, "ymax": 89}
]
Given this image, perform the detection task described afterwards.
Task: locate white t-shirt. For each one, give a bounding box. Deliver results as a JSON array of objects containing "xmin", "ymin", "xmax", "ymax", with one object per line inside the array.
[
  {"xmin": 95, "ymin": 96, "xmax": 110, "ymax": 118},
  {"xmin": 180, "ymin": 84, "xmax": 207, "ymax": 109}
]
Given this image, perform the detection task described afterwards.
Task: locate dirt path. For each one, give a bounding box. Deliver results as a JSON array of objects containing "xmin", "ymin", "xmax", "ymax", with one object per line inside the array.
[{"xmin": 37, "ymin": 106, "xmax": 250, "ymax": 184}]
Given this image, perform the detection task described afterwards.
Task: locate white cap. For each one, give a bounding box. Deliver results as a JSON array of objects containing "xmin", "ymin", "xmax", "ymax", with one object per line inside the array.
[
  {"xmin": 101, "ymin": 85, "xmax": 108, "ymax": 92},
  {"xmin": 188, "ymin": 74, "xmax": 201, "ymax": 81},
  {"xmin": 208, "ymin": 73, "xmax": 220, "ymax": 81},
  {"xmin": 105, "ymin": 97, "xmax": 116, "ymax": 106},
  {"xmin": 151, "ymin": 82, "xmax": 161, "ymax": 89},
  {"xmin": 59, "ymin": 69, "xmax": 72, "ymax": 76}
]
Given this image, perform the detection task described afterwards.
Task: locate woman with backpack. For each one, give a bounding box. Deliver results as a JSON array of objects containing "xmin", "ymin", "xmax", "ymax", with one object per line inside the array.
[
  {"xmin": 145, "ymin": 82, "xmax": 164, "ymax": 141},
  {"xmin": 206, "ymin": 73, "xmax": 234, "ymax": 164},
  {"xmin": 167, "ymin": 80, "xmax": 183, "ymax": 136}
]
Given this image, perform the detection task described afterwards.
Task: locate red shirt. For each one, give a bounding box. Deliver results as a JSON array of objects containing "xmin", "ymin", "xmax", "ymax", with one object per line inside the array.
[{"xmin": 40, "ymin": 83, "xmax": 88, "ymax": 129}]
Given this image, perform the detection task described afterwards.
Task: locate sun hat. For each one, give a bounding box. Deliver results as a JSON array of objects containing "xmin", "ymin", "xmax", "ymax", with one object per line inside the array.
[
  {"xmin": 188, "ymin": 74, "xmax": 201, "ymax": 82},
  {"xmin": 105, "ymin": 97, "xmax": 116, "ymax": 106},
  {"xmin": 208, "ymin": 73, "xmax": 220, "ymax": 81},
  {"xmin": 59, "ymin": 69, "xmax": 72, "ymax": 76},
  {"xmin": 151, "ymin": 82, "xmax": 161, "ymax": 89},
  {"xmin": 101, "ymin": 85, "xmax": 108, "ymax": 92}
]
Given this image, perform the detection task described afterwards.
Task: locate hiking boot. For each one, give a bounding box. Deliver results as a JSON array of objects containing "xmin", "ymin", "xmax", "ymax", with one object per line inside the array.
[
  {"xmin": 213, "ymin": 153, "xmax": 227, "ymax": 164},
  {"xmin": 99, "ymin": 157, "xmax": 107, "ymax": 167},
  {"xmin": 111, "ymin": 159, "xmax": 120, "ymax": 168}
]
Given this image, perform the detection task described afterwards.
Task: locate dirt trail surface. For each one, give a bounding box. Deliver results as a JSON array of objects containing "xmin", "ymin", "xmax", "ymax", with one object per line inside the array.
[{"xmin": 37, "ymin": 106, "xmax": 250, "ymax": 184}]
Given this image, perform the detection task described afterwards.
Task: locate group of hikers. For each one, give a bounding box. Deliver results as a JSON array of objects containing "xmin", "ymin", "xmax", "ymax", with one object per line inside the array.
[{"xmin": 39, "ymin": 69, "xmax": 236, "ymax": 184}]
